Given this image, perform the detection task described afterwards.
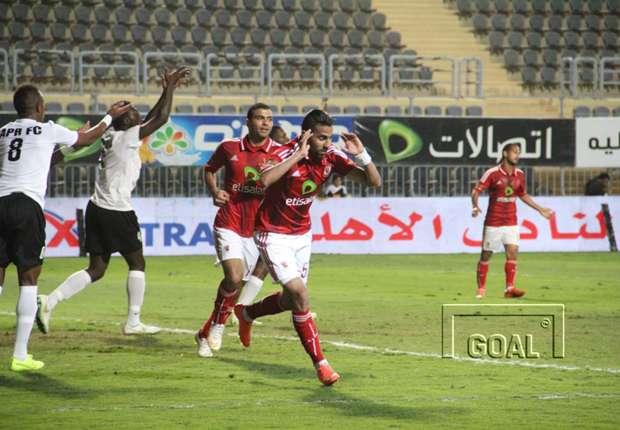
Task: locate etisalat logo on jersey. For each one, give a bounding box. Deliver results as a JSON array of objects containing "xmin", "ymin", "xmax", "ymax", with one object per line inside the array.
[
  {"xmin": 231, "ymin": 166, "xmax": 264, "ymax": 195},
  {"xmin": 285, "ymin": 179, "xmax": 317, "ymax": 207}
]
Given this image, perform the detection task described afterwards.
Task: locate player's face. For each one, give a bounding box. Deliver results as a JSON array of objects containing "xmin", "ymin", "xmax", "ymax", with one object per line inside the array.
[
  {"xmin": 504, "ymin": 145, "xmax": 521, "ymax": 165},
  {"xmin": 308, "ymin": 124, "xmax": 333, "ymax": 159},
  {"xmin": 271, "ymin": 128, "xmax": 289, "ymax": 145},
  {"xmin": 247, "ymin": 109, "xmax": 273, "ymax": 140}
]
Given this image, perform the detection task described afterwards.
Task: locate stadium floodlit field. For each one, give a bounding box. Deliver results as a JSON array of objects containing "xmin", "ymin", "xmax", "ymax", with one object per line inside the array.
[{"xmin": 1, "ymin": 253, "xmax": 619, "ymax": 429}]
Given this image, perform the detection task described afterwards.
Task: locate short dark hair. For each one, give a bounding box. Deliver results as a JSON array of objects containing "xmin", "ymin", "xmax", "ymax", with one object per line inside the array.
[
  {"xmin": 502, "ymin": 142, "xmax": 520, "ymax": 156},
  {"xmin": 13, "ymin": 85, "xmax": 43, "ymax": 116},
  {"xmin": 301, "ymin": 109, "xmax": 333, "ymax": 132},
  {"xmin": 269, "ymin": 125, "xmax": 284, "ymax": 139},
  {"xmin": 598, "ymin": 173, "xmax": 610, "ymax": 180},
  {"xmin": 247, "ymin": 102, "xmax": 271, "ymax": 119}
]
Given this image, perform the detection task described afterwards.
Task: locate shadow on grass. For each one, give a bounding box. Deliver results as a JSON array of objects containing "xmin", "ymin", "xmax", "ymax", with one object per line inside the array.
[
  {"xmin": 301, "ymin": 387, "xmax": 468, "ymax": 422},
  {"xmin": 0, "ymin": 372, "xmax": 92, "ymax": 399}
]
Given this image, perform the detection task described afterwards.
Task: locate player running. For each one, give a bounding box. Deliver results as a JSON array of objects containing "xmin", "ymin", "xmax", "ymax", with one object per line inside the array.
[
  {"xmin": 471, "ymin": 143, "xmax": 552, "ymax": 299},
  {"xmin": 36, "ymin": 67, "xmax": 191, "ymax": 336},
  {"xmin": 233, "ymin": 109, "xmax": 381, "ymax": 385},
  {"xmin": 1, "ymin": 85, "xmax": 131, "ymax": 371},
  {"xmin": 195, "ymin": 103, "xmax": 278, "ymax": 358}
]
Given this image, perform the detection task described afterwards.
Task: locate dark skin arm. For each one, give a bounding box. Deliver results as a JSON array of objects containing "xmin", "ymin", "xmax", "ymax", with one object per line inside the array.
[{"xmin": 139, "ymin": 67, "xmax": 191, "ymax": 140}]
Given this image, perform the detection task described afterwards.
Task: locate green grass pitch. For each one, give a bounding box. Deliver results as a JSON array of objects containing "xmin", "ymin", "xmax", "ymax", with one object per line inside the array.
[{"xmin": 1, "ymin": 253, "xmax": 619, "ymax": 429}]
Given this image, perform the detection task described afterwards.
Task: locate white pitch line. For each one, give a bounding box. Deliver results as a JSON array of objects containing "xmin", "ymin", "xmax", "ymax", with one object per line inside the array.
[{"xmin": 1, "ymin": 311, "xmax": 619, "ymax": 375}]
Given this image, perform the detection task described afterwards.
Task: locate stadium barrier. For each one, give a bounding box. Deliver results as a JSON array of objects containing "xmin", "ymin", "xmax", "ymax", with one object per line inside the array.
[{"xmin": 43, "ymin": 196, "xmax": 620, "ymax": 257}]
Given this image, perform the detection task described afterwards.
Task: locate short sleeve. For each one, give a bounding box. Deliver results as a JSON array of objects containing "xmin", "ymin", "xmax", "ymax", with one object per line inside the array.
[
  {"xmin": 260, "ymin": 141, "xmax": 297, "ymax": 172},
  {"xmin": 124, "ymin": 125, "xmax": 141, "ymax": 149},
  {"xmin": 50, "ymin": 121, "xmax": 78, "ymax": 147},
  {"xmin": 517, "ymin": 173, "xmax": 526, "ymax": 196},
  {"xmin": 474, "ymin": 168, "xmax": 494, "ymax": 193},
  {"xmin": 331, "ymin": 150, "xmax": 357, "ymax": 177},
  {"xmin": 204, "ymin": 142, "xmax": 228, "ymax": 173}
]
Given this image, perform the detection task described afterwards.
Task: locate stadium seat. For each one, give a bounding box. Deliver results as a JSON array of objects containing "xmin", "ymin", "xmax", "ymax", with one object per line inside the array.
[
  {"xmin": 319, "ymin": 0, "xmax": 336, "ymax": 13},
  {"xmin": 405, "ymin": 105, "xmax": 422, "ymax": 116},
  {"xmin": 353, "ymin": 12, "xmax": 371, "ymax": 31},
  {"xmin": 175, "ymin": 104, "xmax": 194, "ymax": 113},
  {"xmin": 573, "ymin": 106, "xmax": 591, "ymax": 117},
  {"xmin": 302, "ymin": 104, "xmax": 319, "ymax": 113},
  {"xmin": 465, "ymin": 105, "xmax": 483, "ymax": 116},
  {"xmin": 567, "ymin": 15, "xmax": 582, "ymax": 32},
  {"xmin": 89, "ymin": 103, "xmax": 107, "ymax": 113},
  {"xmin": 385, "ymin": 105, "xmax": 403, "ymax": 116},
  {"xmin": 371, "ymin": 12, "xmax": 388, "ymax": 31},
  {"xmin": 46, "ymin": 102, "xmax": 63, "ymax": 113},
  {"xmin": 531, "ymin": 0, "xmax": 546, "ymax": 14},
  {"xmin": 457, "ymin": 0, "xmax": 473, "ymax": 16},
  {"xmin": 510, "ymin": 15, "xmax": 526, "ymax": 33},
  {"xmin": 339, "ymin": 0, "xmax": 355, "ymax": 14},
  {"xmin": 67, "ymin": 102, "xmax": 86, "ymax": 114},
  {"xmin": 281, "ymin": 105, "xmax": 299, "ymax": 114},
  {"xmin": 262, "ymin": 0, "xmax": 278, "ymax": 12},
  {"xmin": 445, "ymin": 105, "xmax": 463, "ymax": 116},
  {"xmin": 197, "ymin": 104, "xmax": 215, "ymax": 113},
  {"xmin": 425, "ymin": 105, "xmax": 442, "ymax": 116},
  {"xmin": 550, "ymin": 0, "xmax": 565, "ymax": 14},
  {"xmin": 282, "ymin": 0, "xmax": 299, "ymax": 12},
  {"xmin": 612, "ymin": 106, "xmax": 620, "ymax": 117},
  {"xmin": 218, "ymin": 105, "xmax": 237, "ymax": 114},
  {"xmin": 33, "ymin": 4, "xmax": 52, "ymax": 24},
  {"xmin": 529, "ymin": 15, "xmax": 544, "ymax": 34},
  {"xmin": 548, "ymin": 15, "xmax": 564, "ymax": 33},
  {"xmin": 176, "ymin": 8, "xmax": 193, "ymax": 27},
  {"xmin": 0, "ymin": 101, "xmax": 13, "ymax": 112},
  {"xmin": 115, "ymin": 6, "xmax": 132, "ymax": 25},
  {"xmin": 472, "ymin": 14, "xmax": 489, "ymax": 33},
  {"xmin": 94, "ymin": 6, "xmax": 111, "ymax": 25},
  {"xmin": 325, "ymin": 105, "xmax": 341, "ymax": 115},
  {"xmin": 53, "ymin": 5, "xmax": 72, "ymax": 24},
  {"xmin": 593, "ymin": 106, "xmax": 610, "ymax": 116},
  {"xmin": 343, "ymin": 105, "xmax": 361, "ymax": 114},
  {"xmin": 476, "ymin": 0, "xmax": 492, "ymax": 15},
  {"xmin": 541, "ymin": 67, "xmax": 557, "ymax": 86},
  {"xmin": 243, "ymin": 0, "xmax": 260, "ymax": 11},
  {"xmin": 274, "ymin": 11, "xmax": 292, "ymax": 29},
  {"xmin": 135, "ymin": 8, "xmax": 152, "ymax": 26}
]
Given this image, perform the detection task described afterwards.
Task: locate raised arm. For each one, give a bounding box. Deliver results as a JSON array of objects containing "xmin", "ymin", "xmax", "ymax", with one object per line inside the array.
[
  {"xmin": 74, "ymin": 102, "xmax": 132, "ymax": 148},
  {"xmin": 139, "ymin": 67, "xmax": 191, "ymax": 140},
  {"xmin": 340, "ymin": 132, "xmax": 382, "ymax": 187},
  {"xmin": 260, "ymin": 130, "xmax": 311, "ymax": 188}
]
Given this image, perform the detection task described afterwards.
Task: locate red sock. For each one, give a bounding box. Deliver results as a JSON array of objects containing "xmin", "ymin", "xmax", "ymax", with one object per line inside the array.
[
  {"xmin": 200, "ymin": 282, "xmax": 239, "ymax": 338},
  {"xmin": 477, "ymin": 261, "xmax": 489, "ymax": 289},
  {"xmin": 293, "ymin": 311, "xmax": 325, "ymax": 365},
  {"xmin": 246, "ymin": 292, "xmax": 284, "ymax": 320},
  {"xmin": 505, "ymin": 260, "xmax": 517, "ymax": 289}
]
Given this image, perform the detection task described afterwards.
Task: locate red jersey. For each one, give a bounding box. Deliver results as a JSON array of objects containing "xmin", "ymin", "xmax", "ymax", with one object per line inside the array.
[
  {"xmin": 474, "ymin": 165, "xmax": 526, "ymax": 227},
  {"xmin": 255, "ymin": 143, "xmax": 357, "ymax": 235},
  {"xmin": 205, "ymin": 136, "xmax": 278, "ymax": 237}
]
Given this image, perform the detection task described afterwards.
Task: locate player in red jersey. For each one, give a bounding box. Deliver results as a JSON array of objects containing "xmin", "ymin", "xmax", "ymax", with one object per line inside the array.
[
  {"xmin": 471, "ymin": 143, "xmax": 552, "ymax": 299},
  {"xmin": 195, "ymin": 103, "xmax": 277, "ymax": 358},
  {"xmin": 233, "ymin": 110, "xmax": 381, "ymax": 385}
]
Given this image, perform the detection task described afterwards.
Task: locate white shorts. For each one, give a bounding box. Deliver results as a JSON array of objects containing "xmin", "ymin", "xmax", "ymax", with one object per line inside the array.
[
  {"xmin": 482, "ymin": 225, "xmax": 520, "ymax": 251},
  {"xmin": 254, "ymin": 231, "xmax": 312, "ymax": 285},
  {"xmin": 213, "ymin": 227, "xmax": 260, "ymax": 281}
]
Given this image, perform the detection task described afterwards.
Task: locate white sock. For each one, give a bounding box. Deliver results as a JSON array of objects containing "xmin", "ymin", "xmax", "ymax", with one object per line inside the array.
[
  {"xmin": 48, "ymin": 270, "xmax": 92, "ymax": 310},
  {"xmin": 237, "ymin": 276, "xmax": 264, "ymax": 306},
  {"xmin": 14, "ymin": 285, "xmax": 38, "ymax": 361},
  {"xmin": 126, "ymin": 271, "xmax": 145, "ymax": 326}
]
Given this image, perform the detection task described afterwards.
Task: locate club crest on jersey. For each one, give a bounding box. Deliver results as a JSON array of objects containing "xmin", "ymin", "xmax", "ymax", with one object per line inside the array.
[
  {"xmin": 244, "ymin": 166, "xmax": 261, "ymax": 182},
  {"xmin": 302, "ymin": 179, "xmax": 317, "ymax": 195},
  {"xmin": 324, "ymin": 165, "xmax": 332, "ymax": 177}
]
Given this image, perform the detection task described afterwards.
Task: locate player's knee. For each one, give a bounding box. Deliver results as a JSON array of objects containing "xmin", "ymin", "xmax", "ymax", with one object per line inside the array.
[
  {"xmin": 225, "ymin": 272, "xmax": 244, "ymax": 288},
  {"xmin": 128, "ymin": 258, "xmax": 145, "ymax": 272},
  {"xmin": 480, "ymin": 251, "xmax": 492, "ymax": 262},
  {"xmin": 87, "ymin": 264, "xmax": 108, "ymax": 282}
]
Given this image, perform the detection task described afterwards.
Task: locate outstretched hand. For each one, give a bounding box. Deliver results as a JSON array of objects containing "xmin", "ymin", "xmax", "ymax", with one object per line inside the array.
[
  {"xmin": 539, "ymin": 207, "xmax": 553, "ymax": 219},
  {"xmin": 341, "ymin": 132, "xmax": 364, "ymax": 156},
  {"xmin": 107, "ymin": 101, "xmax": 132, "ymax": 118},
  {"xmin": 162, "ymin": 67, "xmax": 192, "ymax": 89},
  {"xmin": 295, "ymin": 129, "xmax": 312, "ymax": 160}
]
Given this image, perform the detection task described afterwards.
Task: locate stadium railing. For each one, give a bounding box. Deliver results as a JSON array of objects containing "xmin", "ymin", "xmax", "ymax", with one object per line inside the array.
[
  {"xmin": 45, "ymin": 164, "xmax": 619, "ymax": 198},
  {"xmin": 561, "ymin": 56, "xmax": 620, "ymax": 96}
]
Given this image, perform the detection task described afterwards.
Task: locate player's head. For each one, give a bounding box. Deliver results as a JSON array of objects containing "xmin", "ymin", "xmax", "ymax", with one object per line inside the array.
[
  {"xmin": 246, "ymin": 102, "xmax": 273, "ymax": 142},
  {"xmin": 111, "ymin": 101, "xmax": 141, "ymax": 131},
  {"xmin": 502, "ymin": 143, "xmax": 521, "ymax": 166},
  {"xmin": 301, "ymin": 109, "xmax": 334, "ymax": 159},
  {"xmin": 333, "ymin": 175, "xmax": 343, "ymax": 186},
  {"xmin": 269, "ymin": 125, "xmax": 289, "ymax": 145},
  {"xmin": 597, "ymin": 172, "xmax": 610, "ymax": 182},
  {"xmin": 13, "ymin": 85, "xmax": 45, "ymax": 121}
]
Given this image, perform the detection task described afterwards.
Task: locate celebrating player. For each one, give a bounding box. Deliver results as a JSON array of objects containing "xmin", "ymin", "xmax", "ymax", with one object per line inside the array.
[
  {"xmin": 0, "ymin": 85, "xmax": 131, "ymax": 371},
  {"xmin": 233, "ymin": 109, "xmax": 381, "ymax": 385},
  {"xmin": 195, "ymin": 103, "xmax": 278, "ymax": 358},
  {"xmin": 36, "ymin": 67, "xmax": 191, "ymax": 336},
  {"xmin": 471, "ymin": 143, "xmax": 553, "ymax": 299},
  {"xmin": 269, "ymin": 125, "xmax": 290, "ymax": 146}
]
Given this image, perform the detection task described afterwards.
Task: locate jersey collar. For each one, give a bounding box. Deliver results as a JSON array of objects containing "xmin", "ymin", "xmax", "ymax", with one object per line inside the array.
[
  {"xmin": 498, "ymin": 164, "xmax": 517, "ymax": 176},
  {"xmin": 241, "ymin": 135, "xmax": 272, "ymax": 153}
]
